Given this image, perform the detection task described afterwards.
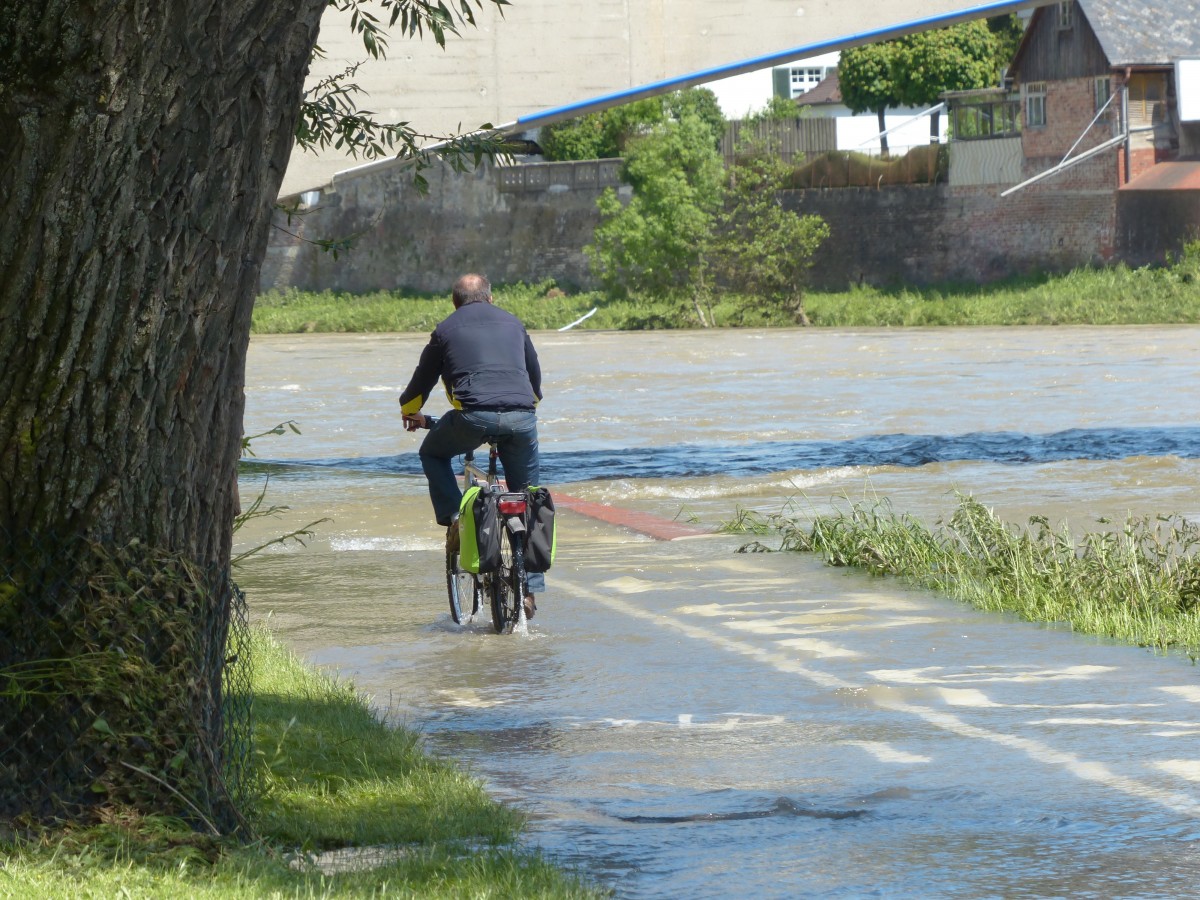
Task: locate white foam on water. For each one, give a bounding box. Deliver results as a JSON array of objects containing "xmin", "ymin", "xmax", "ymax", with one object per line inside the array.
[
  {"xmin": 329, "ymin": 535, "xmax": 441, "ymax": 552},
  {"xmin": 238, "ymin": 541, "xmax": 300, "ymax": 555},
  {"xmin": 578, "ymin": 467, "xmax": 866, "ymax": 504}
]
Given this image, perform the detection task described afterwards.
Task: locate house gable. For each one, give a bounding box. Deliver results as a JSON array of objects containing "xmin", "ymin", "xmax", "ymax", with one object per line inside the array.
[{"xmin": 1008, "ymin": 2, "xmax": 1111, "ymax": 83}]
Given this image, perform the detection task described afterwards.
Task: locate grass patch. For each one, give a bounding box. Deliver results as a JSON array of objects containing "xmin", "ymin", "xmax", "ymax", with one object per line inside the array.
[
  {"xmin": 804, "ymin": 264, "xmax": 1200, "ymax": 327},
  {"xmin": 724, "ymin": 494, "xmax": 1200, "ymax": 655},
  {"xmin": 0, "ymin": 627, "xmax": 604, "ymax": 898},
  {"xmin": 252, "ymin": 280, "xmax": 615, "ymax": 334},
  {"xmin": 252, "ymin": 259, "xmax": 1200, "ymax": 333}
]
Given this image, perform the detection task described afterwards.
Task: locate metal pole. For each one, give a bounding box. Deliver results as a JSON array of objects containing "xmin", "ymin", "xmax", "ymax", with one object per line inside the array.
[{"xmin": 1121, "ymin": 82, "xmax": 1131, "ymax": 184}]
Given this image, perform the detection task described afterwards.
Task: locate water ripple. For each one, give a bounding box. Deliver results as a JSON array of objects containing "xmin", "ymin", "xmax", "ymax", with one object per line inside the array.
[{"xmin": 244, "ymin": 425, "xmax": 1200, "ymax": 482}]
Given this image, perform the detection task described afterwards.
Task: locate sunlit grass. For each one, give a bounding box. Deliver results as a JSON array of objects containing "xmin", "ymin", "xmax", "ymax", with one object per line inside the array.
[
  {"xmin": 0, "ymin": 627, "xmax": 605, "ymax": 898},
  {"xmin": 803, "ymin": 265, "xmax": 1200, "ymax": 327},
  {"xmin": 723, "ymin": 494, "xmax": 1200, "ymax": 655},
  {"xmin": 253, "ymin": 258, "xmax": 1200, "ymax": 334}
]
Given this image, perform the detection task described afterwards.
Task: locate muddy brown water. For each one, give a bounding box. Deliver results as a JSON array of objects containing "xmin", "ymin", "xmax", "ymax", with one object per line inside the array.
[{"xmin": 238, "ymin": 326, "xmax": 1200, "ymax": 898}]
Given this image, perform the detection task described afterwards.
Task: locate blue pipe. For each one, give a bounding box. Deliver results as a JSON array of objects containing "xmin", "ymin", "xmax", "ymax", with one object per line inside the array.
[{"xmin": 514, "ymin": 0, "xmax": 1046, "ymax": 129}]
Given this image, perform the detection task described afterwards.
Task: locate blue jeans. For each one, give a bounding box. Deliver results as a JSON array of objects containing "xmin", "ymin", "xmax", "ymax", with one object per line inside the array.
[{"xmin": 419, "ymin": 409, "xmax": 545, "ymax": 594}]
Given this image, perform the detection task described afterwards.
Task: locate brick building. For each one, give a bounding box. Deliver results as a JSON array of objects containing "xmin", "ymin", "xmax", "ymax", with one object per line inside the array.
[
  {"xmin": 1008, "ymin": 0, "xmax": 1200, "ymax": 183},
  {"xmin": 941, "ymin": 0, "xmax": 1200, "ymax": 271}
]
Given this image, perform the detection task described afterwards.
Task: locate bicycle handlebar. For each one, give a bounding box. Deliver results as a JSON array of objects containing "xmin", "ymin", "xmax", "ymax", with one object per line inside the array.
[{"xmin": 403, "ymin": 413, "xmax": 437, "ymax": 431}]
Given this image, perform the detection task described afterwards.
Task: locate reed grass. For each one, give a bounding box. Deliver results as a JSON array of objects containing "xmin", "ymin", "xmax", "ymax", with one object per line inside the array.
[
  {"xmin": 724, "ymin": 494, "xmax": 1200, "ymax": 655},
  {"xmin": 0, "ymin": 627, "xmax": 604, "ymax": 898},
  {"xmin": 804, "ymin": 263, "xmax": 1200, "ymax": 327},
  {"xmin": 253, "ymin": 255, "xmax": 1200, "ymax": 333}
]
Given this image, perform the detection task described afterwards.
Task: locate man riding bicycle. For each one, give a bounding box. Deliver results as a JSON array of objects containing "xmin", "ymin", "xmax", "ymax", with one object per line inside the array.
[{"xmin": 400, "ymin": 273, "xmax": 545, "ymax": 616}]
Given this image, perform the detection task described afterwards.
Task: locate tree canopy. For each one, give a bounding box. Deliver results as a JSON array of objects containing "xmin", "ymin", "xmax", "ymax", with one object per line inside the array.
[
  {"xmin": 587, "ymin": 121, "xmax": 829, "ymax": 327},
  {"xmin": 538, "ymin": 88, "xmax": 726, "ymax": 161},
  {"xmin": 838, "ymin": 17, "xmax": 1010, "ymax": 152},
  {"xmin": 837, "ymin": 41, "xmax": 901, "ymax": 153},
  {"xmin": 712, "ymin": 147, "xmax": 830, "ymax": 326},
  {"xmin": 587, "ymin": 114, "xmax": 726, "ymax": 320}
]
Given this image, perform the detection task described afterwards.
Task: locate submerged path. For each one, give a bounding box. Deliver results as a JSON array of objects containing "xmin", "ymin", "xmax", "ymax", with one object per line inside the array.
[{"xmin": 285, "ymin": 510, "xmax": 1200, "ymax": 898}]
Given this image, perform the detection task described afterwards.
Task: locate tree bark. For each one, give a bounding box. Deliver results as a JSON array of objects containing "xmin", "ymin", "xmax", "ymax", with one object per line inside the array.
[{"xmin": 0, "ymin": 0, "xmax": 325, "ymax": 827}]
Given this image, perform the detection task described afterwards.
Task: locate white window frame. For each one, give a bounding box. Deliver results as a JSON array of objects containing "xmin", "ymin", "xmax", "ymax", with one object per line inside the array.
[
  {"xmin": 1094, "ymin": 76, "xmax": 1112, "ymax": 112},
  {"xmin": 1056, "ymin": 1, "xmax": 1073, "ymax": 29},
  {"xmin": 788, "ymin": 67, "xmax": 826, "ymax": 98},
  {"xmin": 1024, "ymin": 81, "xmax": 1047, "ymax": 128}
]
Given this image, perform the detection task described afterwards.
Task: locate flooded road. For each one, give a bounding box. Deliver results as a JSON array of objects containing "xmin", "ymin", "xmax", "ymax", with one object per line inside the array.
[{"xmin": 237, "ymin": 327, "xmax": 1200, "ymax": 897}]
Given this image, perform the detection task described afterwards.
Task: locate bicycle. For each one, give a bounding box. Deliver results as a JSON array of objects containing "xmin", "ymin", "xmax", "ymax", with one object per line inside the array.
[{"xmin": 424, "ymin": 416, "xmax": 530, "ymax": 633}]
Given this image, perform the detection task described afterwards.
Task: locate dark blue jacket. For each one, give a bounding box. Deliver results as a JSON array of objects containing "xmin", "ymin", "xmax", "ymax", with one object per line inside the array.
[{"xmin": 399, "ymin": 301, "xmax": 542, "ymax": 414}]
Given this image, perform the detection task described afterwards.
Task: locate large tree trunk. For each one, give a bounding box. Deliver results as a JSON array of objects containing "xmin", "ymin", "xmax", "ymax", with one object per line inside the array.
[{"xmin": 0, "ymin": 0, "xmax": 325, "ymax": 829}]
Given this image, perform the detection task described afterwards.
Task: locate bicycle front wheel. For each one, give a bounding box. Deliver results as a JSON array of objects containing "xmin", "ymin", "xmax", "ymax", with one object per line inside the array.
[
  {"xmin": 446, "ymin": 546, "xmax": 480, "ymax": 624},
  {"xmin": 488, "ymin": 525, "xmax": 526, "ymax": 634}
]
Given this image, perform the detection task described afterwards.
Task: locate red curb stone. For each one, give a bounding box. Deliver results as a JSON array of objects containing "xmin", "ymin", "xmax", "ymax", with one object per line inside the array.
[{"xmin": 553, "ymin": 492, "xmax": 712, "ymax": 542}]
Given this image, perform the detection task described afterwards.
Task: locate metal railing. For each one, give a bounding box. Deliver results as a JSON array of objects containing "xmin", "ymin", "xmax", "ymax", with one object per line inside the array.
[{"xmin": 498, "ymin": 158, "xmax": 624, "ymax": 193}]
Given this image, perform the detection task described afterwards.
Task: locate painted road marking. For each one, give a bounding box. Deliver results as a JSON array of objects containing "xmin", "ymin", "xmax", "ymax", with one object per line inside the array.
[
  {"xmin": 870, "ymin": 664, "xmax": 1116, "ymax": 684},
  {"xmin": 1161, "ymin": 685, "xmax": 1200, "ymax": 702},
  {"xmin": 1155, "ymin": 760, "xmax": 1200, "ymax": 781},
  {"xmin": 555, "ymin": 574, "xmax": 1200, "ymax": 819},
  {"xmin": 846, "ymin": 741, "xmax": 932, "ymax": 765},
  {"xmin": 936, "ymin": 688, "xmax": 1163, "ymax": 710}
]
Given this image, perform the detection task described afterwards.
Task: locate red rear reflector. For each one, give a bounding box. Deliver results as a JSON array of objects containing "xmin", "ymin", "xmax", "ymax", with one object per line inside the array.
[{"xmin": 499, "ymin": 499, "xmax": 526, "ymax": 515}]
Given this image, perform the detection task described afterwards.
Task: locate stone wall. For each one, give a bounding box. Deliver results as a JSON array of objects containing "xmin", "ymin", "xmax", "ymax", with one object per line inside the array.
[
  {"xmin": 261, "ymin": 153, "xmax": 1192, "ymax": 297},
  {"xmin": 1118, "ymin": 190, "xmax": 1200, "ymax": 266},
  {"xmin": 782, "ymin": 179, "xmax": 1116, "ymax": 289},
  {"xmin": 262, "ymin": 158, "xmax": 622, "ymax": 295}
]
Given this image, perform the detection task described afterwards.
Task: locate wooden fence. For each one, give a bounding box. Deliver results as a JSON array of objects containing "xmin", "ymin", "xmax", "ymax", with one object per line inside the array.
[{"xmin": 720, "ymin": 117, "xmax": 837, "ymax": 163}]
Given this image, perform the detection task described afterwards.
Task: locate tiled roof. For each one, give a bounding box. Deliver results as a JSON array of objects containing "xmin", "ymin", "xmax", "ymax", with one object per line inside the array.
[
  {"xmin": 794, "ymin": 71, "xmax": 842, "ymax": 106},
  {"xmin": 1079, "ymin": 0, "xmax": 1200, "ymax": 66},
  {"xmin": 1120, "ymin": 160, "xmax": 1200, "ymax": 189}
]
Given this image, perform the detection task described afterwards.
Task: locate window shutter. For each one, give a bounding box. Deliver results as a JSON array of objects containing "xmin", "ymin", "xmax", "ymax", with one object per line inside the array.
[{"xmin": 773, "ymin": 67, "xmax": 791, "ymax": 99}]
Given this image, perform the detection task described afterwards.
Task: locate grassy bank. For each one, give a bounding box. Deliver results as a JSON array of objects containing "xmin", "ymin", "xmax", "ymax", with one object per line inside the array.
[
  {"xmin": 252, "ymin": 260, "xmax": 1200, "ymax": 334},
  {"xmin": 0, "ymin": 627, "xmax": 603, "ymax": 899},
  {"xmin": 723, "ymin": 494, "xmax": 1200, "ymax": 656}
]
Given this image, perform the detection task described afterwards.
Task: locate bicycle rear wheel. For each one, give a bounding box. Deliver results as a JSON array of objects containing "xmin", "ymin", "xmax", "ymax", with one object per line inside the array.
[
  {"xmin": 488, "ymin": 525, "xmax": 526, "ymax": 633},
  {"xmin": 446, "ymin": 546, "xmax": 480, "ymax": 624}
]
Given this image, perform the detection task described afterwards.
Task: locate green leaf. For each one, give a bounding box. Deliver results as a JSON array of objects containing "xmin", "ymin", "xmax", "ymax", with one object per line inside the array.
[{"xmin": 93, "ymin": 717, "xmax": 114, "ymax": 735}]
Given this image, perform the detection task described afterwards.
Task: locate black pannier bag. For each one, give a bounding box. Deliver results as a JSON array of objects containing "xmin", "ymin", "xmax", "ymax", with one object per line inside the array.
[{"xmin": 524, "ymin": 486, "xmax": 557, "ymax": 572}]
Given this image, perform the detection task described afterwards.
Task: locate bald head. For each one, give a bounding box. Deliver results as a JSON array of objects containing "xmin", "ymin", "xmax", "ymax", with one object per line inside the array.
[{"xmin": 452, "ymin": 273, "xmax": 492, "ymax": 308}]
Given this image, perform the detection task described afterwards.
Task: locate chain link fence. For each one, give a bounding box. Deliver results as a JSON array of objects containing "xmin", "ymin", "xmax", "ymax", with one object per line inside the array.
[{"xmin": 0, "ymin": 526, "xmax": 253, "ymax": 834}]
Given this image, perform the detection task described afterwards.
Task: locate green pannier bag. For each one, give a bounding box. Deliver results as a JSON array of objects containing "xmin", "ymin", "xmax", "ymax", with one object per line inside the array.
[{"xmin": 458, "ymin": 486, "xmax": 501, "ymax": 574}]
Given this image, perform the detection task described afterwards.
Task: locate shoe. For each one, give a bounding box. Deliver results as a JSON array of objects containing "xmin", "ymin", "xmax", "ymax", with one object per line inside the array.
[
  {"xmin": 446, "ymin": 517, "xmax": 460, "ymax": 553},
  {"xmin": 523, "ymin": 595, "xmax": 537, "ymax": 620}
]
